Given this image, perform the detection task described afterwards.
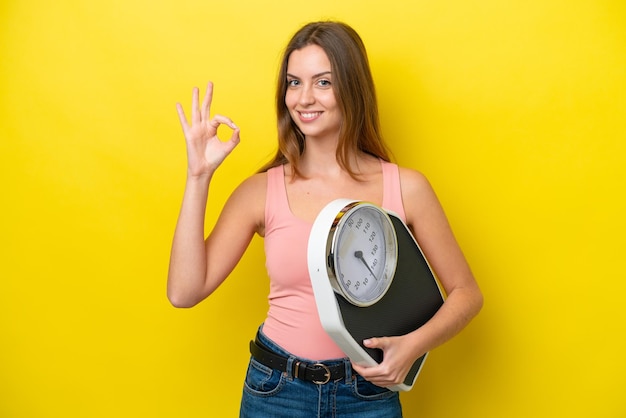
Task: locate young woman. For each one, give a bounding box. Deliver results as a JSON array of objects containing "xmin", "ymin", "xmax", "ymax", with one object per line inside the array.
[{"xmin": 168, "ymin": 21, "xmax": 483, "ymax": 418}]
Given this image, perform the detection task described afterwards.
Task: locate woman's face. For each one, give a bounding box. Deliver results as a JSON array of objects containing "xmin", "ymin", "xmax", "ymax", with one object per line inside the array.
[{"xmin": 285, "ymin": 44, "xmax": 342, "ymax": 142}]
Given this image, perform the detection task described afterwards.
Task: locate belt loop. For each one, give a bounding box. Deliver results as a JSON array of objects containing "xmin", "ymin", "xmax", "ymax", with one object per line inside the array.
[
  {"xmin": 344, "ymin": 359, "xmax": 353, "ymax": 384},
  {"xmin": 285, "ymin": 355, "xmax": 296, "ymax": 380}
]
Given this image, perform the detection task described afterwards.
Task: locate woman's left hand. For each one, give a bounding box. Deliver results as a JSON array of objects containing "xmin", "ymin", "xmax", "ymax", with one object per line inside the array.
[{"xmin": 350, "ymin": 335, "xmax": 422, "ymax": 388}]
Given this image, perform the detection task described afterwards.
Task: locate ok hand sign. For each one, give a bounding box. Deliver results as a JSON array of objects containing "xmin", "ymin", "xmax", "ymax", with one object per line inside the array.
[{"xmin": 176, "ymin": 82, "xmax": 240, "ymax": 178}]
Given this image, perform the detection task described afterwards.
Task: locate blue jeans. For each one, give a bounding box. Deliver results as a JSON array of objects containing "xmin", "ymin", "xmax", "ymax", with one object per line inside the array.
[{"xmin": 239, "ymin": 327, "xmax": 402, "ymax": 418}]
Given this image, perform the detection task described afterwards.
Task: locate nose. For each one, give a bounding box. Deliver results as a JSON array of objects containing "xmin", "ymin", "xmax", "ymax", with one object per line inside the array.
[{"xmin": 298, "ymin": 84, "xmax": 315, "ymax": 106}]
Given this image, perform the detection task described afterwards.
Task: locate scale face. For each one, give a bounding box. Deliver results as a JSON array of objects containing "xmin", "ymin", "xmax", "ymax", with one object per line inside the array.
[
  {"xmin": 307, "ymin": 199, "xmax": 445, "ymax": 391},
  {"xmin": 326, "ymin": 201, "xmax": 398, "ymax": 307}
]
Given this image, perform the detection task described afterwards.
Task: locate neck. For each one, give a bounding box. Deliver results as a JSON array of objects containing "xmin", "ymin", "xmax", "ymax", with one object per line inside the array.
[
  {"xmin": 298, "ymin": 150, "xmax": 342, "ymax": 178},
  {"xmin": 298, "ymin": 147, "xmax": 375, "ymax": 180}
]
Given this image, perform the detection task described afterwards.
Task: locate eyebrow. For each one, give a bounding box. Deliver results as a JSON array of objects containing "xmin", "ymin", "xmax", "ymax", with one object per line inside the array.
[{"xmin": 286, "ymin": 71, "xmax": 332, "ymax": 79}]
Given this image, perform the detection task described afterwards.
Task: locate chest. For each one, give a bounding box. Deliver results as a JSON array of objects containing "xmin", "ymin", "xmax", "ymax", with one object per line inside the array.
[{"xmin": 285, "ymin": 175, "xmax": 384, "ymax": 223}]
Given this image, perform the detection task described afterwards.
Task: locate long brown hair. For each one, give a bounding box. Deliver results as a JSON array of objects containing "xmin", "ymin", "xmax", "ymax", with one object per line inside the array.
[{"xmin": 259, "ymin": 21, "xmax": 391, "ymax": 178}]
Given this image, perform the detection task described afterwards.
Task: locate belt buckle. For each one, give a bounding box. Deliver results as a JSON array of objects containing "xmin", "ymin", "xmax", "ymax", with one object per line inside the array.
[{"xmin": 311, "ymin": 363, "xmax": 331, "ymax": 385}]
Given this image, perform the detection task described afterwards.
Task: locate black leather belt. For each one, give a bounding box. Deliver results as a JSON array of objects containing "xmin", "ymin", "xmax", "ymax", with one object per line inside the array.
[{"xmin": 249, "ymin": 339, "xmax": 346, "ymax": 385}]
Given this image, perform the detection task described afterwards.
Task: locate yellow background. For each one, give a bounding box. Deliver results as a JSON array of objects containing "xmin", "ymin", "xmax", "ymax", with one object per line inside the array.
[{"xmin": 2, "ymin": 0, "xmax": 625, "ymax": 416}]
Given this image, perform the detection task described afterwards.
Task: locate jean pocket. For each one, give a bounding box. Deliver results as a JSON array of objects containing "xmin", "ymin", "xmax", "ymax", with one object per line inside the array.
[
  {"xmin": 351, "ymin": 374, "xmax": 396, "ymax": 400},
  {"xmin": 243, "ymin": 357, "xmax": 285, "ymax": 396}
]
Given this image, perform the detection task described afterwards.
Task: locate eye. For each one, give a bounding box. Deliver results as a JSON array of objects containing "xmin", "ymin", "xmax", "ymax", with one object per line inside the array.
[
  {"xmin": 287, "ymin": 79, "xmax": 300, "ymax": 87},
  {"xmin": 317, "ymin": 79, "xmax": 332, "ymax": 88}
]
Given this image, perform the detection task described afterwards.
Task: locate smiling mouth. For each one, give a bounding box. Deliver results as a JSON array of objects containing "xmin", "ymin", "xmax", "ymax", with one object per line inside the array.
[{"xmin": 298, "ymin": 111, "xmax": 322, "ymax": 121}]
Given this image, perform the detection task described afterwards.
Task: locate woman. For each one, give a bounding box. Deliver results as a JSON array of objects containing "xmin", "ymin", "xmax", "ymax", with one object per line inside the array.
[{"xmin": 168, "ymin": 21, "xmax": 483, "ymax": 417}]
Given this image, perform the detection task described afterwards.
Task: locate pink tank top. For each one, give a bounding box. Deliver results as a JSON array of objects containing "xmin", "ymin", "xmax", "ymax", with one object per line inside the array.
[{"xmin": 262, "ymin": 160, "xmax": 407, "ymax": 360}]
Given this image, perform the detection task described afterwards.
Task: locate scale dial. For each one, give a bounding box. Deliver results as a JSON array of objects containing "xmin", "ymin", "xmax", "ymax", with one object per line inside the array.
[{"xmin": 327, "ymin": 202, "xmax": 398, "ymax": 307}]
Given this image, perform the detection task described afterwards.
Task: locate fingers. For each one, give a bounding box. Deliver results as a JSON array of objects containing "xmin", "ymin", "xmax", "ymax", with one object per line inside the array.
[
  {"xmin": 212, "ymin": 115, "xmax": 241, "ymax": 147},
  {"xmin": 176, "ymin": 83, "xmax": 233, "ymax": 128},
  {"xmin": 208, "ymin": 114, "xmax": 238, "ymax": 131},
  {"xmin": 193, "ymin": 82, "xmax": 214, "ymax": 123},
  {"xmin": 183, "ymin": 83, "xmax": 234, "ymax": 129},
  {"xmin": 175, "ymin": 102, "xmax": 189, "ymax": 131},
  {"xmin": 191, "ymin": 86, "xmax": 201, "ymax": 124},
  {"xmin": 223, "ymin": 126, "xmax": 241, "ymax": 155},
  {"xmin": 363, "ymin": 337, "xmax": 387, "ymax": 349},
  {"xmin": 176, "ymin": 83, "xmax": 240, "ymax": 145},
  {"xmin": 351, "ymin": 362, "xmax": 391, "ymax": 387},
  {"xmin": 201, "ymin": 82, "xmax": 213, "ymax": 121},
  {"xmin": 352, "ymin": 337, "xmax": 407, "ymax": 387},
  {"xmin": 183, "ymin": 83, "xmax": 212, "ymax": 126},
  {"xmin": 352, "ymin": 362, "xmax": 401, "ymax": 388}
]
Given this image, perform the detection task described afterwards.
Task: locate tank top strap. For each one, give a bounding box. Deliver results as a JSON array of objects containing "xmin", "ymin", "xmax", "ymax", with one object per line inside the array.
[
  {"xmin": 381, "ymin": 160, "xmax": 407, "ymax": 223},
  {"xmin": 265, "ymin": 165, "xmax": 290, "ymax": 230}
]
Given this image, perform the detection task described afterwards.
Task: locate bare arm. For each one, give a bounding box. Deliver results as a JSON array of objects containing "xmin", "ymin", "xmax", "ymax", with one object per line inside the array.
[
  {"xmin": 401, "ymin": 169, "xmax": 483, "ymax": 348},
  {"xmin": 353, "ymin": 168, "xmax": 483, "ymax": 386},
  {"xmin": 167, "ymin": 83, "xmax": 264, "ymax": 308}
]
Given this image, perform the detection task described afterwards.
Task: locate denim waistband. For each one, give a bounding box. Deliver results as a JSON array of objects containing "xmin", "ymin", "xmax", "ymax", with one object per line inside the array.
[{"xmin": 255, "ymin": 325, "xmax": 354, "ymax": 383}]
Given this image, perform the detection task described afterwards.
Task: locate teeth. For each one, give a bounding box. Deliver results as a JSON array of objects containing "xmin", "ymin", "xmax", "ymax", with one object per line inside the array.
[{"xmin": 300, "ymin": 112, "xmax": 321, "ymax": 119}]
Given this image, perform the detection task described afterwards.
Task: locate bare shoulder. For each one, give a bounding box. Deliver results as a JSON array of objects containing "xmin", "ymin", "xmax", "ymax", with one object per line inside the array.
[
  {"xmin": 232, "ymin": 171, "xmax": 267, "ymax": 196},
  {"xmin": 397, "ymin": 166, "xmax": 432, "ymax": 194},
  {"xmin": 221, "ymin": 172, "xmax": 267, "ymax": 235},
  {"xmin": 397, "ymin": 167, "xmax": 442, "ymax": 230}
]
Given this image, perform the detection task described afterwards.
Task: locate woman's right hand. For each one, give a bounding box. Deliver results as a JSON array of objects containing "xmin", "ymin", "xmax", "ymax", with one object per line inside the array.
[{"xmin": 176, "ymin": 82, "xmax": 240, "ymax": 178}]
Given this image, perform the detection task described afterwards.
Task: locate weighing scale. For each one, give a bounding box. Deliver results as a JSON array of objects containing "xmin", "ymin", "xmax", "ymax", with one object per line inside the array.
[{"xmin": 307, "ymin": 199, "xmax": 445, "ymax": 391}]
